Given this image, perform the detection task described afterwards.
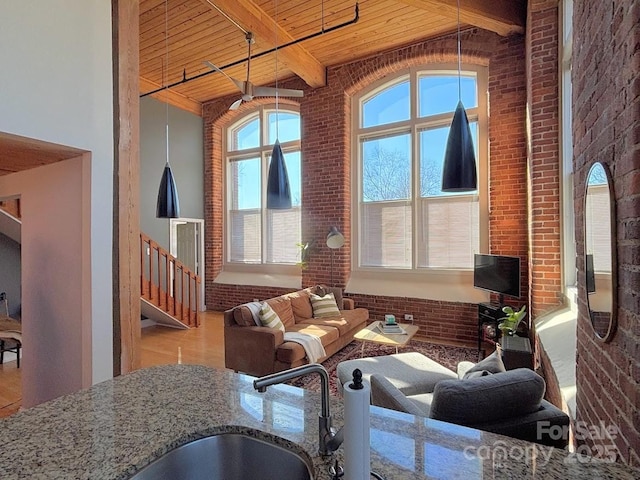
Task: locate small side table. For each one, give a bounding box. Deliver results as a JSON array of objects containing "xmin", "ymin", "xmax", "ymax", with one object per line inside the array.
[
  {"xmin": 353, "ymin": 321, "xmax": 419, "ymax": 356},
  {"xmin": 500, "ymin": 334, "xmax": 532, "ymax": 370}
]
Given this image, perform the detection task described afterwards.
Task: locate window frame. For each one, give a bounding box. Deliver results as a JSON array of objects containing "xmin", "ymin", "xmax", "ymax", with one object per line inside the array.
[
  {"xmin": 222, "ymin": 104, "xmax": 302, "ymax": 279},
  {"xmin": 350, "ymin": 64, "xmax": 489, "ymax": 300}
]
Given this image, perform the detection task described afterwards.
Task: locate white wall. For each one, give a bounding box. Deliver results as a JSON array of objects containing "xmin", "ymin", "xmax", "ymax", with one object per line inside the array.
[
  {"xmin": 0, "ymin": 1, "xmax": 114, "ymax": 396},
  {"xmin": 140, "ymin": 97, "xmax": 204, "ymax": 249},
  {"xmin": 0, "ymin": 158, "xmax": 92, "ymax": 406}
]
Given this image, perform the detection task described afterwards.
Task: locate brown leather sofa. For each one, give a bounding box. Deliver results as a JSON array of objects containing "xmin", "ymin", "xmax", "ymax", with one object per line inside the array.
[{"xmin": 224, "ymin": 286, "xmax": 369, "ymax": 377}]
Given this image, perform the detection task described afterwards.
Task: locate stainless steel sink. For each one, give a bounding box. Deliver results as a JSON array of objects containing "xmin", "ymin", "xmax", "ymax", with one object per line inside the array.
[{"xmin": 129, "ymin": 433, "xmax": 314, "ymax": 480}]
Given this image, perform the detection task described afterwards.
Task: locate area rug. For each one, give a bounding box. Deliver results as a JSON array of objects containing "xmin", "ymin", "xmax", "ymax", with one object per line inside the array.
[{"xmin": 288, "ymin": 339, "xmax": 480, "ymax": 396}]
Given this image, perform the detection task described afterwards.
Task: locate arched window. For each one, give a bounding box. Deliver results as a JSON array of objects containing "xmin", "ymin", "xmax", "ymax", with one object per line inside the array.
[
  {"xmin": 225, "ymin": 106, "xmax": 301, "ymax": 267},
  {"xmin": 352, "ymin": 65, "xmax": 488, "ymax": 298}
]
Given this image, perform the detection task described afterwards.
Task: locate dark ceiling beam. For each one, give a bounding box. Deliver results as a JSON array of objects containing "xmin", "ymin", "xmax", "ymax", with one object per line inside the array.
[
  {"xmin": 139, "ymin": 76, "xmax": 203, "ymax": 116},
  {"xmin": 199, "ymin": 0, "xmax": 326, "ymax": 88},
  {"xmin": 396, "ymin": 0, "xmax": 526, "ymax": 36}
]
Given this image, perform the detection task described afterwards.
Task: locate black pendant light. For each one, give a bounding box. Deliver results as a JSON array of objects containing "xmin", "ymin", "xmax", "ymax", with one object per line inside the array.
[
  {"xmin": 442, "ymin": 0, "xmax": 477, "ymax": 192},
  {"xmin": 156, "ymin": 0, "xmax": 180, "ymax": 218},
  {"xmin": 157, "ymin": 160, "xmax": 180, "ymax": 218},
  {"xmin": 267, "ymin": 140, "xmax": 292, "ymax": 209},
  {"xmin": 265, "ymin": 0, "xmax": 292, "ymax": 210}
]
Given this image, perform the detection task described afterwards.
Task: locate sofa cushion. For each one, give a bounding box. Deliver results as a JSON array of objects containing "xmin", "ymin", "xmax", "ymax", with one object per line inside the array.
[
  {"xmin": 429, "ymin": 368, "xmax": 546, "ymax": 426},
  {"xmin": 276, "ymin": 323, "xmax": 339, "ymax": 363},
  {"xmin": 284, "ymin": 289, "xmax": 313, "ymax": 321},
  {"xmin": 462, "ymin": 350, "xmax": 506, "ymax": 379},
  {"xmin": 265, "ymin": 296, "xmax": 295, "ymax": 328},
  {"xmin": 464, "ymin": 370, "xmax": 492, "ymax": 379},
  {"xmin": 258, "ymin": 303, "xmax": 285, "ymax": 332},
  {"xmin": 370, "ymin": 374, "xmax": 425, "ymax": 416},
  {"xmin": 310, "ymin": 292, "xmax": 341, "ymax": 318},
  {"xmin": 298, "ymin": 308, "xmax": 367, "ymax": 336},
  {"xmin": 337, "ymin": 351, "xmax": 457, "ymax": 396}
]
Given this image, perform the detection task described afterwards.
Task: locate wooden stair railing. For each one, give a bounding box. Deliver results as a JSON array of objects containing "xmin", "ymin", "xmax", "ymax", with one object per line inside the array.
[{"xmin": 140, "ymin": 232, "xmax": 201, "ymax": 327}]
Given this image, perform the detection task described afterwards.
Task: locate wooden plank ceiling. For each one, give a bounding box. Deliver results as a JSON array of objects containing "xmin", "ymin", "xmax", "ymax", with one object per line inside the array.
[
  {"xmin": 0, "ymin": 0, "xmax": 525, "ymax": 177},
  {"xmin": 0, "ymin": 132, "xmax": 87, "ymax": 178},
  {"xmin": 140, "ymin": 0, "xmax": 526, "ymax": 116}
]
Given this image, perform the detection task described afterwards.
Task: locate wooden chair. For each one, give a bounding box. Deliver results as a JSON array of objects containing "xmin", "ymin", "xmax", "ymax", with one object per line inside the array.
[{"xmin": 0, "ymin": 302, "xmax": 22, "ymax": 368}]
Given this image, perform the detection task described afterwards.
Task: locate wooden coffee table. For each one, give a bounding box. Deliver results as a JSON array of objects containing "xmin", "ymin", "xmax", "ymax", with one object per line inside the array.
[{"xmin": 354, "ymin": 321, "xmax": 419, "ymax": 356}]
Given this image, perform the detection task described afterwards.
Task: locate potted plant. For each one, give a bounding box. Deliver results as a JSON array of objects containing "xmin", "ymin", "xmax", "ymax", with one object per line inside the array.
[
  {"xmin": 296, "ymin": 241, "xmax": 313, "ymax": 270},
  {"xmin": 498, "ymin": 305, "xmax": 527, "ymax": 336}
]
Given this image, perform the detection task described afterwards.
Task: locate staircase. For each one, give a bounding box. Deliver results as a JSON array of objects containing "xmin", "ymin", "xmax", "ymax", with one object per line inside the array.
[
  {"xmin": 0, "ymin": 199, "xmax": 200, "ymax": 329},
  {"xmin": 140, "ymin": 232, "xmax": 201, "ymax": 329}
]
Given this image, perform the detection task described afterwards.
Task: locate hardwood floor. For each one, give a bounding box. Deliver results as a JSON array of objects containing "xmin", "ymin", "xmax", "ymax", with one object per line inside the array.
[
  {"xmin": 0, "ymin": 310, "xmax": 226, "ymax": 418},
  {"xmin": 140, "ymin": 310, "xmax": 225, "ymax": 369}
]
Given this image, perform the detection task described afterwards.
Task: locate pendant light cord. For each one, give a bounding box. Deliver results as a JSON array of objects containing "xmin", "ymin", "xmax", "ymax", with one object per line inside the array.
[
  {"xmin": 165, "ymin": 0, "xmax": 170, "ymax": 167},
  {"xmin": 275, "ymin": 0, "xmax": 279, "ymax": 140},
  {"xmin": 456, "ymin": 0, "xmax": 461, "ymax": 101}
]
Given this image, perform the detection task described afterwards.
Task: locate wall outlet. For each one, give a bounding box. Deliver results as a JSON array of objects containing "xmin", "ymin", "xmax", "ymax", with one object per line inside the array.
[
  {"xmin": 253, "ymin": 298, "xmax": 260, "ymax": 302},
  {"xmin": 404, "ymin": 314, "xmax": 413, "ymax": 322}
]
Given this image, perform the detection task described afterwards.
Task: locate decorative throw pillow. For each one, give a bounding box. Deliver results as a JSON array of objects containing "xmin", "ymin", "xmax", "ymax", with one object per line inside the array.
[
  {"xmin": 462, "ymin": 350, "xmax": 506, "ymax": 379},
  {"xmin": 258, "ymin": 302, "xmax": 285, "ymax": 332},
  {"xmin": 310, "ymin": 292, "xmax": 341, "ymax": 318}
]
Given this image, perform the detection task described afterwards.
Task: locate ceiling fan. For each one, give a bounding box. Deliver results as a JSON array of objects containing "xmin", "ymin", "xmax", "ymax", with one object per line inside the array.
[{"xmin": 205, "ymin": 32, "xmax": 304, "ymax": 110}]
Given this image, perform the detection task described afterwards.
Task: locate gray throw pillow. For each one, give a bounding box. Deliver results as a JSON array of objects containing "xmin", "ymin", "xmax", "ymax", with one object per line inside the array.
[
  {"xmin": 430, "ymin": 368, "xmax": 546, "ymax": 425},
  {"xmin": 462, "ymin": 350, "xmax": 506, "ymax": 379}
]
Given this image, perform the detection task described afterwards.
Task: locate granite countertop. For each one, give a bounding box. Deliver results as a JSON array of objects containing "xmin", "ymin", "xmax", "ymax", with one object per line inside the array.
[{"xmin": 0, "ymin": 364, "xmax": 637, "ymax": 479}]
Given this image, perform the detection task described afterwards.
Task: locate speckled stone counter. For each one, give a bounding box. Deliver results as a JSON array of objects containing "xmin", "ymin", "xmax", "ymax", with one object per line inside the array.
[{"xmin": 0, "ymin": 365, "xmax": 637, "ymax": 479}]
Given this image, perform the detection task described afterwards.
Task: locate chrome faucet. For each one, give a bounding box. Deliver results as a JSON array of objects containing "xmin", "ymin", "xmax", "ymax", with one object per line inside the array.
[{"xmin": 253, "ymin": 363, "xmax": 344, "ymax": 456}]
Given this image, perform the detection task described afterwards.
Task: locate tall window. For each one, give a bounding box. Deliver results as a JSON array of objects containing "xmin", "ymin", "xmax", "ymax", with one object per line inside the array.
[
  {"xmin": 226, "ymin": 106, "xmax": 301, "ymax": 266},
  {"xmin": 355, "ymin": 67, "xmax": 487, "ymax": 272}
]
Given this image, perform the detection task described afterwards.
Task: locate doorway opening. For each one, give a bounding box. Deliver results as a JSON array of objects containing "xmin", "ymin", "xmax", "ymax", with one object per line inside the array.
[{"xmin": 170, "ymin": 218, "xmax": 205, "ymax": 311}]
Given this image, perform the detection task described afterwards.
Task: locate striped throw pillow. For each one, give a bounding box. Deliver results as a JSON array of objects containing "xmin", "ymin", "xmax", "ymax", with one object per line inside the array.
[
  {"xmin": 310, "ymin": 292, "xmax": 341, "ymax": 318},
  {"xmin": 258, "ymin": 302, "xmax": 285, "ymax": 331}
]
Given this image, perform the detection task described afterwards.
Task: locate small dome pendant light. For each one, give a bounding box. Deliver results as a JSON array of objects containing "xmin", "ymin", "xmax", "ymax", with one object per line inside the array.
[
  {"xmin": 266, "ymin": 0, "xmax": 292, "ymax": 209},
  {"xmin": 156, "ymin": 0, "xmax": 180, "ymax": 218},
  {"xmin": 442, "ymin": 0, "xmax": 477, "ymax": 192}
]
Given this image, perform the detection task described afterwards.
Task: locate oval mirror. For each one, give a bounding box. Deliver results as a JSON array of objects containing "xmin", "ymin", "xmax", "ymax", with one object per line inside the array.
[{"xmin": 584, "ymin": 162, "xmax": 617, "ymax": 341}]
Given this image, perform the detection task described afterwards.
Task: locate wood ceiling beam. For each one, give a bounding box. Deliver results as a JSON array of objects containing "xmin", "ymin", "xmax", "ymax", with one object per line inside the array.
[
  {"xmin": 139, "ymin": 76, "xmax": 203, "ymax": 116},
  {"xmin": 198, "ymin": 0, "xmax": 326, "ymax": 88},
  {"xmin": 396, "ymin": 0, "xmax": 525, "ymax": 36}
]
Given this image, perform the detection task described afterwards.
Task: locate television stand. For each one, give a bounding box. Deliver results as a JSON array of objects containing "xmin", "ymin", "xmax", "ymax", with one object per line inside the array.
[{"xmin": 477, "ymin": 302, "xmax": 503, "ymax": 352}]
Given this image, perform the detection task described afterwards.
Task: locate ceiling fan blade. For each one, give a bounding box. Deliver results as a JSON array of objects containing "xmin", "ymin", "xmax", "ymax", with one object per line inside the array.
[
  {"xmin": 253, "ymin": 86, "xmax": 304, "ymax": 98},
  {"xmin": 229, "ymin": 98, "xmax": 243, "ymax": 110},
  {"xmin": 204, "ymin": 61, "xmax": 245, "ymax": 92}
]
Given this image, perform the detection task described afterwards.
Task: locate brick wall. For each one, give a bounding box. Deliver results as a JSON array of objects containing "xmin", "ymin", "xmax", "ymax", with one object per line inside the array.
[
  {"xmin": 203, "ymin": 29, "xmax": 528, "ymax": 347},
  {"xmin": 527, "ymin": 0, "xmax": 563, "ymax": 318},
  {"xmin": 573, "ymin": 0, "xmax": 640, "ymax": 466}
]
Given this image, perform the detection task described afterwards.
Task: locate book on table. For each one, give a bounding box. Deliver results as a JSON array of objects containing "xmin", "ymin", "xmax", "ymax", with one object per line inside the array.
[{"xmin": 377, "ymin": 321, "xmax": 406, "ymax": 334}]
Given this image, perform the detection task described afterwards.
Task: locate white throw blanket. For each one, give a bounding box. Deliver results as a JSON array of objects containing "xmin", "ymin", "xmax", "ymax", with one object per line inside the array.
[{"xmin": 283, "ymin": 332, "xmax": 326, "ymax": 363}]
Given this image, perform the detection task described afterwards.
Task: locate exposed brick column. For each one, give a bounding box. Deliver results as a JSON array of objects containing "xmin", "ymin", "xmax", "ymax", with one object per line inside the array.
[
  {"xmin": 488, "ymin": 34, "xmax": 529, "ymax": 306},
  {"xmin": 299, "ymin": 68, "xmax": 351, "ymax": 289},
  {"xmin": 573, "ymin": 0, "xmax": 640, "ymax": 466},
  {"xmin": 527, "ymin": 0, "xmax": 563, "ymax": 317},
  {"xmin": 202, "ymin": 101, "xmax": 227, "ymax": 309}
]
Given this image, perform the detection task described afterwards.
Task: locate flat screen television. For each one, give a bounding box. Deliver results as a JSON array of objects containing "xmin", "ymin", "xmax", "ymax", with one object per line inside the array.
[{"xmin": 473, "ymin": 254, "xmax": 521, "ymax": 304}]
